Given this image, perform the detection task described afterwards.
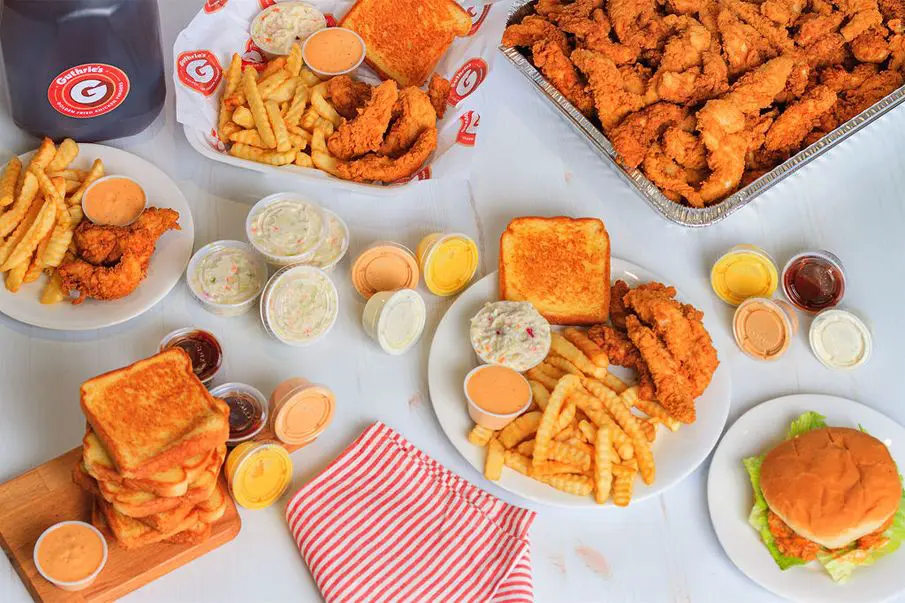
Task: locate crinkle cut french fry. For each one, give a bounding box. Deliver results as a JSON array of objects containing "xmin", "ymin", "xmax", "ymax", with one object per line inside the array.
[
  {"xmin": 528, "ymin": 380, "xmax": 550, "ymax": 410},
  {"xmin": 498, "ymin": 411, "xmax": 543, "ymax": 449},
  {"xmin": 585, "ymin": 379, "xmax": 655, "ymax": 485},
  {"xmin": 1, "ymin": 199, "xmax": 56, "ymax": 272},
  {"xmin": 261, "ymin": 57, "xmax": 286, "ymax": 79},
  {"xmin": 467, "ymin": 424, "xmax": 494, "ymax": 447},
  {"xmin": 5, "ymin": 260, "xmax": 27, "ymax": 292},
  {"xmin": 551, "ymin": 332, "xmax": 608, "ymax": 378},
  {"xmin": 525, "ymin": 367, "xmax": 559, "ymax": 391},
  {"xmin": 516, "ymin": 439, "xmax": 535, "ymax": 456},
  {"xmin": 229, "ymin": 144, "xmax": 295, "ymax": 166},
  {"xmin": 536, "ymin": 361, "xmax": 566, "ymax": 380},
  {"xmin": 570, "ymin": 390, "xmax": 634, "ymax": 460},
  {"xmin": 311, "ymin": 84, "xmax": 342, "ymax": 127},
  {"xmin": 298, "ymin": 67, "xmax": 321, "ymax": 87},
  {"xmin": 545, "ymin": 355, "xmax": 582, "ymax": 377},
  {"xmin": 232, "ymin": 105, "xmax": 255, "ymax": 129},
  {"xmin": 624, "ymin": 387, "xmax": 681, "ymax": 431},
  {"xmin": 243, "ymin": 66, "xmax": 277, "ymax": 149},
  {"xmin": 594, "ymin": 427, "xmax": 613, "ymax": 504},
  {"xmin": 285, "ymin": 81, "xmax": 311, "ymax": 128},
  {"xmin": 612, "ymin": 463, "xmax": 638, "ymax": 507},
  {"xmin": 554, "ymin": 425, "xmax": 576, "ymax": 442},
  {"xmin": 311, "ymin": 151, "xmax": 340, "ymax": 176},
  {"xmin": 547, "ymin": 440, "xmax": 591, "ymax": 470},
  {"xmin": 46, "ymin": 138, "xmax": 79, "ymax": 173},
  {"xmin": 534, "ymin": 374, "xmax": 578, "ymax": 466},
  {"xmin": 295, "ymin": 151, "xmax": 314, "ymax": 168},
  {"xmin": 224, "ymin": 53, "xmax": 243, "ymax": 97},
  {"xmin": 48, "ymin": 169, "xmax": 87, "ymax": 181},
  {"xmin": 266, "ymin": 78, "xmax": 296, "ymax": 103},
  {"xmin": 41, "ymin": 269, "xmax": 67, "ymax": 304},
  {"xmin": 564, "ymin": 327, "xmax": 609, "ymax": 369},
  {"xmin": 68, "ymin": 159, "xmax": 104, "ymax": 206},
  {"xmin": 24, "ymin": 229, "xmax": 52, "ymax": 283},
  {"xmin": 533, "ymin": 461, "xmax": 583, "ymax": 476},
  {"xmin": 258, "ymin": 69, "xmax": 290, "ymax": 98},
  {"xmin": 553, "ymin": 401, "xmax": 576, "ymax": 435},
  {"xmin": 286, "ymin": 43, "xmax": 303, "ymax": 76},
  {"xmin": 485, "ymin": 438, "xmax": 504, "ymax": 481},
  {"xmin": 0, "ymin": 157, "xmax": 21, "ymax": 207},
  {"xmin": 504, "ymin": 450, "xmax": 533, "ymax": 476},
  {"xmin": 26, "ymin": 138, "xmax": 56, "ymax": 176},
  {"xmin": 536, "ymin": 473, "xmax": 594, "ymax": 496},
  {"xmin": 265, "ymin": 100, "xmax": 292, "ymax": 153},
  {"xmin": 602, "ymin": 372, "xmax": 629, "ymax": 393},
  {"xmin": 0, "ymin": 193, "xmax": 42, "ymax": 266},
  {"xmin": 33, "ymin": 170, "xmax": 68, "ymax": 226},
  {"xmin": 0, "ymin": 172, "xmax": 38, "ymax": 237}
]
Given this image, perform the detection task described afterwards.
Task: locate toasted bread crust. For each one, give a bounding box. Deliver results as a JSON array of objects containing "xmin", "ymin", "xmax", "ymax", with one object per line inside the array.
[
  {"xmin": 500, "ymin": 216, "xmax": 610, "ymax": 325},
  {"xmin": 81, "ymin": 348, "xmax": 229, "ymax": 479},
  {"xmin": 341, "ymin": 0, "xmax": 471, "ymax": 86}
]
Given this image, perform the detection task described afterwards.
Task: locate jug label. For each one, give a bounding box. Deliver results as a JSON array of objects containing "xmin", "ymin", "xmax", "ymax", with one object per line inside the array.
[
  {"xmin": 177, "ymin": 51, "xmax": 223, "ymax": 97},
  {"xmin": 47, "ymin": 63, "xmax": 130, "ymax": 119}
]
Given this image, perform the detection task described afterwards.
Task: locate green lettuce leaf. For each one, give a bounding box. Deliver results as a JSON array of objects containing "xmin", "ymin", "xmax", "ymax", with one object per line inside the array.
[
  {"xmin": 742, "ymin": 454, "xmax": 808, "ymax": 570},
  {"xmin": 745, "ymin": 410, "xmax": 904, "ymax": 581},
  {"xmin": 786, "ymin": 411, "xmax": 828, "ymax": 439},
  {"xmin": 816, "ymin": 479, "xmax": 905, "ymax": 583}
]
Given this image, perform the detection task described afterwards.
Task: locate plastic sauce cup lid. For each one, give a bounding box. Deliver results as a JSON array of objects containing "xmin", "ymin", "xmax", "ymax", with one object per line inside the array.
[
  {"xmin": 809, "ymin": 308, "xmax": 872, "ymax": 370},
  {"xmin": 351, "ymin": 242, "xmax": 419, "ymax": 299},
  {"xmin": 711, "ymin": 245, "xmax": 778, "ymax": 306},
  {"xmin": 420, "ymin": 233, "xmax": 478, "ymax": 296},
  {"xmin": 227, "ymin": 442, "xmax": 292, "ymax": 509},
  {"xmin": 273, "ymin": 384, "xmax": 335, "ymax": 445},
  {"xmin": 732, "ymin": 297, "xmax": 796, "ymax": 361},
  {"xmin": 377, "ymin": 289, "xmax": 426, "ymax": 354}
]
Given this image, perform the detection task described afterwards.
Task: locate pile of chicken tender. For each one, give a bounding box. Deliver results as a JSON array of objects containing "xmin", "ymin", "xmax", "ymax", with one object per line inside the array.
[{"xmin": 503, "ymin": 0, "xmax": 905, "ymax": 207}]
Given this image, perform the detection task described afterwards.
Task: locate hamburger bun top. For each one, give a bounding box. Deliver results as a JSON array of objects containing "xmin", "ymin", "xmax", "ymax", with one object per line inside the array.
[{"xmin": 761, "ymin": 427, "xmax": 901, "ymax": 550}]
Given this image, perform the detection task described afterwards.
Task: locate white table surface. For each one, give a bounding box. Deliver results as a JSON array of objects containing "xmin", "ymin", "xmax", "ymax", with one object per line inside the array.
[{"xmin": 2, "ymin": 2, "xmax": 904, "ymax": 602}]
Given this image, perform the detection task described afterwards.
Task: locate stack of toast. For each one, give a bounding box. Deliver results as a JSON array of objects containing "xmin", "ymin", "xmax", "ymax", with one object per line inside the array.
[{"xmin": 72, "ymin": 348, "xmax": 231, "ymax": 549}]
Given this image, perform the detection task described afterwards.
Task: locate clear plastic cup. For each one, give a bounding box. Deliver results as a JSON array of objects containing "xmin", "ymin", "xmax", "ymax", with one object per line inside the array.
[
  {"xmin": 416, "ymin": 232, "xmax": 479, "ymax": 296},
  {"xmin": 158, "ymin": 327, "xmax": 223, "ymax": 385},
  {"xmin": 186, "ymin": 240, "xmax": 268, "ymax": 317},
  {"xmin": 246, "ymin": 192, "xmax": 326, "ymax": 267},
  {"xmin": 732, "ymin": 297, "xmax": 798, "ymax": 361},
  {"xmin": 301, "ymin": 27, "xmax": 366, "ymax": 78},
  {"xmin": 260, "ymin": 265, "xmax": 338, "ymax": 346},
  {"xmin": 81, "ymin": 175, "xmax": 147, "ymax": 226},
  {"xmin": 361, "ymin": 289, "xmax": 426, "ymax": 355},
  {"xmin": 269, "ymin": 377, "xmax": 335, "ymax": 446},
  {"xmin": 809, "ymin": 308, "xmax": 872, "ymax": 370},
  {"xmin": 210, "ymin": 382, "xmax": 268, "ymax": 445},
  {"xmin": 305, "ymin": 209, "xmax": 350, "ymax": 272},
  {"xmin": 463, "ymin": 365, "xmax": 533, "ymax": 431},
  {"xmin": 351, "ymin": 240, "xmax": 419, "ymax": 299}
]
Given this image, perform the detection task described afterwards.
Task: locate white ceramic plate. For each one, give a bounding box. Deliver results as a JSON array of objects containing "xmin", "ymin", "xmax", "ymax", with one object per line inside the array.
[
  {"xmin": 708, "ymin": 394, "xmax": 905, "ymax": 603},
  {"xmin": 0, "ymin": 144, "xmax": 194, "ymax": 331},
  {"xmin": 427, "ymin": 260, "xmax": 731, "ymax": 507}
]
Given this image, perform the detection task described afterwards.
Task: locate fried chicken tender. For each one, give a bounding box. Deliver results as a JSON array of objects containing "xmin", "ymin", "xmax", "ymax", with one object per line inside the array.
[
  {"xmin": 610, "ymin": 102, "xmax": 686, "ymax": 168},
  {"xmin": 336, "ymin": 127, "xmax": 437, "ymax": 183},
  {"xmin": 643, "ymin": 142, "xmax": 706, "ymax": 205},
  {"xmin": 761, "ymin": 0, "xmax": 808, "ymax": 26},
  {"xmin": 608, "ymin": 0, "xmax": 670, "ymax": 50},
  {"xmin": 327, "ymin": 80, "xmax": 398, "ymax": 160},
  {"xmin": 572, "ymin": 48, "xmax": 645, "ymax": 130},
  {"xmin": 587, "ymin": 323, "xmax": 657, "ymax": 400},
  {"xmin": 427, "ymin": 74, "xmax": 451, "ymax": 118},
  {"xmin": 794, "ymin": 12, "xmax": 844, "ymax": 46},
  {"xmin": 610, "ymin": 279, "xmax": 631, "ymax": 330},
  {"xmin": 765, "ymin": 84, "xmax": 837, "ymax": 149},
  {"xmin": 726, "ymin": 0, "xmax": 796, "ymax": 52},
  {"xmin": 851, "ymin": 25, "xmax": 892, "ymax": 62},
  {"xmin": 379, "ymin": 87, "xmax": 437, "ymax": 157},
  {"xmin": 663, "ymin": 124, "xmax": 708, "ymax": 169},
  {"xmin": 532, "ymin": 40, "xmax": 596, "ymax": 117},
  {"xmin": 626, "ymin": 315, "xmax": 697, "ymax": 424},
  {"xmin": 326, "ymin": 76, "xmax": 373, "ymax": 121},
  {"xmin": 717, "ymin": 9, "xmax": 776, "ymax": 77},
  {"xmin": 58, "ymin": 253, "xmax": 147, "ymax": 305},
  {"xmin": 503, "ymin": 15, "xmax": 571, "ymax": 54},
  {"xmin": 74, "ymin": 208, "xmax": 181, "ymax": 267}
]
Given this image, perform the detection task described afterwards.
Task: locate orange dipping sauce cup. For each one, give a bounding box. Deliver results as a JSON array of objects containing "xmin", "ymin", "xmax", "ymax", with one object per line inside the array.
[
  {"xmin": 464, "ymin": 365, "xmax": 533, "ymax": 430},
  {"xmin": 270, "ymin": 377, "xmax": 335, "ymax": 447}
]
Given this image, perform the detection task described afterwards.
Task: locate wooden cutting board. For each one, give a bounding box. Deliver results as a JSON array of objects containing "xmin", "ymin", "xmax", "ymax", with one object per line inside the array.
[{"xmin": 0, "ymin": 447, "xmax": 241, "ymax": 603}]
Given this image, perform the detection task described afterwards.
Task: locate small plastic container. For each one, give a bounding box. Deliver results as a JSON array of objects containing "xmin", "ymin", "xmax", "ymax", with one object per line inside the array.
[
  {"xmin": 710, "ymin": 244, "xmax": 779, "ymax": 306},
  {"xmin": 251, "ymin": 1, "xmax": 327, "ymax": 56},
  {"xmin": 732, "ymin": 297, "xmax": 799, "ymax": 361},
  {"xmin": 416, "ymin": 232, "xmax": 479, "ymax": 296},
  {"xmin": 809, "ymin": 308, "xmax": 872, "ymax": 370},
  {"xmin": 463, "ymin": 365, "xmax": 533, "ymax": 431},
  {"xmin": 210, "ymin": 383, "xmax": 268, "ymax": 446},
  {"xmin": 33, "ymin": 521, "xmax": 108, "ymax": 592},
  {"xmin": 260, "ymin": 265, "xmax": 338, "ymax": 347},
  {"xmin": 301, "ymin": 27, "xmax": 366, "ymax": 78},
  {"xmin": 81, "ymin": 175, "xmax": 147, "ymax": 226},
  {"xmin": 270, "ymin": 377, "xmax": 335, "ymax": 447},
  {"xmin": 246, "ymin": 193, "xmax": 326, "ymax": 266},
  {"xmin": 305, "ymin": 209, "xmax": 350, "ymax": 272},
  {"xmin": 159, "ymin": 327, "xmax": 223, "ymax": 385},
  {"xmin": 362, "ymin": 289, "xmax": 426, "ymax": 355},
  {"xmin": 186, "ymin": 240, "xmax": 268, "ymax": 317},
  {"xmin": 351, "ymin": 241, "xmax": 419, "ymax": 299},
  {"xmin": 782, "ymin": 250, "xmax": 846, "ymax": 313},
  {"xmin": 225, "ymin": 441, "xmax": 293, "ymax": 510}
]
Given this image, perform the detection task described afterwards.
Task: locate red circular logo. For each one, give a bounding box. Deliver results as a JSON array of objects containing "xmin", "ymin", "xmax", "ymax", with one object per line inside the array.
[
  {"xmin": 259, "ymin": 0, "xmax": 276, "ymax": 8},
  {"xmin": 448, "ymin": 58, "xmax": 487, "ymax": 104},
  {"xmin": 243, "ymin": 39, "xmax": 267, "ymax": 71},
  {"xmin": 467, "ymin": 5, "xmax": 493, "ymax": 36},
  {"xmin": 47, "ymin": 63, "xmax": 130, "ymax": 119},
  {"xmin": 177, "ymin": 50, "xmax": 223, "ymax": 97},
  {"xmin": 456, "ymin": 111, "xmax": 480, "ymax": 146},
  {"xmin": 204, "ymin": 0, "xmax": 229, "ymax": 13}
]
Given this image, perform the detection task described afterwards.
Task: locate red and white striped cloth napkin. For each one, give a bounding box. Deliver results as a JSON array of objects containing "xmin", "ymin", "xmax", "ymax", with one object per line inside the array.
[{"xmin": 285, "ymin": 422, "xmax": 536, "ymax": 603}]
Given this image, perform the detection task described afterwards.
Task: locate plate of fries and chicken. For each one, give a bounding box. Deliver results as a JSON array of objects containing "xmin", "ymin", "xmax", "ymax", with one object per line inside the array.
[
  {"xmin": 0, "ymin": 140, "xmax": 194, "ymax": 331},
  {"xmin": 428, "ymin": 217, "xmax": 730, "ymax": 507}
]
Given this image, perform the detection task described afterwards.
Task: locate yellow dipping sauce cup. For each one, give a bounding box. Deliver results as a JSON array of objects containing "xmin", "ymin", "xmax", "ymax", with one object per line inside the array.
[
  {"xmin": 225, "ymin": 441, "xmax": 292, "ymax": 510},
  {"xmin": 416, "ymin": 233, "xmax": 479, "ymax": 296},
  {"xmin": 711, "ymin": 244, "xmax": 778, "ymax": 306}
]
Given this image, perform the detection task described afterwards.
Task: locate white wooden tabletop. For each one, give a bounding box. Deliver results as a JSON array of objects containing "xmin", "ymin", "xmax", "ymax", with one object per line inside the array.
[{"xmin": 2, "ymin": 1, "xmax": 904, "ymax": 602}]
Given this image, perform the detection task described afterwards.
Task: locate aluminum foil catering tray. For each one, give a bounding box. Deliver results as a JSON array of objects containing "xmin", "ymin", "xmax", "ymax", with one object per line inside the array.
[{"xmin": 500, "ymin": 0, "xmax": 905, "ymax": 227}]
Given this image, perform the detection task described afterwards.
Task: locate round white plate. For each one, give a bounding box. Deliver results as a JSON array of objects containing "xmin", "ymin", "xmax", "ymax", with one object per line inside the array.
[
  {"xmin": 427, "ymin": 259, "xmax": 731, "ymax": 507},
  {"xmin": 708, "ymin": 394, "xmax": 905, "ymax": 603},
  {"xmin": 0, "ymin": 144, "xmax": 194, "ymax": 331}
]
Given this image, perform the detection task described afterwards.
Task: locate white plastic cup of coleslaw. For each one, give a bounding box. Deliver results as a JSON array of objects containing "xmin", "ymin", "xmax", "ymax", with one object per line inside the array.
[
  {"xmin": 260, "ymin": 265, "xmax": 338, "ymax": 347},
  {"xmin": 251, "ymin": 1, "xmax": 327, "ymax": 57},
  {"xmin": 246, "ymin": 193, "xmax": 327, "ymax": 267},
  {"xmin": 361, "ymin": 289, "xmax": 426, "ymax": 355},
  {"xmin": 303, "ymin": 209, "xmax": 350, "ymax": 272},
  {"xmin": 186, "ymin": 240, "xmax": 268, "ymax": 317}
]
